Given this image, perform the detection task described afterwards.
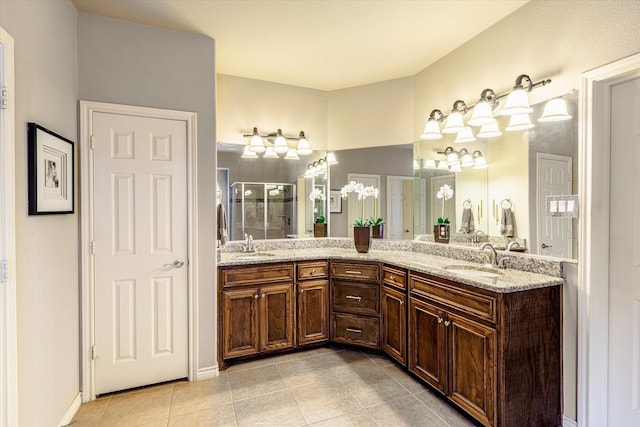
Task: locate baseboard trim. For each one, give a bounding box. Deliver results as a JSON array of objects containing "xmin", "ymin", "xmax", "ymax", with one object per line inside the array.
[
  {"xmin": 197, "ymin": 365, "xmax": 220, "ymax": 380},
  {"xmin": 563, "ymin": 414, "xmax": 577, "ymax": 427},
  {"xmin": 59, "ymin": 392, "xmax": 82, "ymax": 427}
]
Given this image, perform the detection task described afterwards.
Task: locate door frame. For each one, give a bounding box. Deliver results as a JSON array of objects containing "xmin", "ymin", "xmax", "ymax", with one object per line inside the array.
[
  {"xmin": 536, "ymin": 152, "xmax": 572, "ymax": 258},
  {"xmin": 386, "ymin": 175, "xmax": 413, "ymax": 239},
  {"xmin": 0, "ymin": 25, "xmax": 17, "ymax": 426},
  {"xmin": 79, "ymin": 101, "xmax": 199, "ymax": 402},
  {"xmin": 578, "ymin": 52, "xmax": 640, "ymax": 426}
]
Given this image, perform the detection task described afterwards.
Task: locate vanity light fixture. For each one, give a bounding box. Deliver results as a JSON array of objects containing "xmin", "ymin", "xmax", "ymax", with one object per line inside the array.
[
  {"xmin": 244, "ymin": 127, "xmax": 313, "ymax": 157},
  {"xmin": 413, "ymin": 159, "xmax": 421, "ymax": 170},
  {"xmin": 305, "ymin": 153, "xmax": 336, "ymax": 178},
  {"xmin": 454, "ymin": 126, "xmax": 476, "ymax": 143},
  {"xmin": 425, "ymin": 146, "xmax": 488, "ymax": 171},
  {"xmin": 326, "ymin": 151, "xmax": 338, "ymax": 165},
  {"xmin": 459, "ymin": 148, "xmax": 474, "ymax": 167},
  {"xmin": 473, "ymin": 150, "xmax": 488, "ymax": 169},
  {"xmin": 241, "ymin": 145, "xmax": 259, "ymax": 159},
  {"xmin": 263, "ymin": 146, "xmax": 279, "ymax": 158},
  {"xmin": 423, "ymin": 159, "xmax": 437, "ymax": 169},
  {"xmin": 442, "ymin": 100, "xmax": 468, "ymax": 134},
  {"xmin": 420, "ymin": 73, "xmax": 553, "ymax": 140},
  {"xmin": 437, "ymin": 160, "xmax": 450, "ymax": 170}
]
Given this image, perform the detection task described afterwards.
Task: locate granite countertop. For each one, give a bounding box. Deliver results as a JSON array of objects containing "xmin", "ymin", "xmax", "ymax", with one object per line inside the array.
[{"xmin": 219, "ymin": 247, "xmax": 564, "ymax": 293}]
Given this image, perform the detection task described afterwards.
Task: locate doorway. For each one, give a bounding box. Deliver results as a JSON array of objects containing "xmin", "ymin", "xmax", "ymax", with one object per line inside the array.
[
  {"xmin": 579, "ymin": 52, "xmax": 640, "ymax": 426},
  {"xmin": 386, "ymin": 176, "xmax": 413, "ymax": 239},
  {"xmin": 80, "ymin": 101, "xmax": 198, "ymax": 401}
]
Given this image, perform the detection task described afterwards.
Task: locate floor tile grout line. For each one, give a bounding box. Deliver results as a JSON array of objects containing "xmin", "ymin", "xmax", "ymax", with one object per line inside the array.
[{"xmin": 223, "ymin": 369, "xmax": 240, "ymax": 426}]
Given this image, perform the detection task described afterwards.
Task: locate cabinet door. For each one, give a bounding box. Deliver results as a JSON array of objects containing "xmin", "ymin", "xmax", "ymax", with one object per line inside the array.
[
  {"xmin": 447, "ymin": 311, "xmax": 496, "ymax": 427},
  {"xmin": 408, "ymin": 297, "xmax": 446, "ymax": 393},
  {"xmin": 382, "ymin": 286, "xmax": 406, "ymax": 365},
  {"xmin": 298, "ymin": 279, "xmax": 329, "ymax": 345},
  {"xmin": 222, "ymin": 287, "xmax": 259, "ymax": 359},
  {"xmin": 259, "ymin": 283, "xmax": 295, "ymax": 352}
]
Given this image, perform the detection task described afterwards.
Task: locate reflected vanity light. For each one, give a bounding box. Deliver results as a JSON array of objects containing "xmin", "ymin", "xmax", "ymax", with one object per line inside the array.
[
  {"xmin": 454, "ymin": 126, "xmax": 476, "ymax": 143},
  {"xmin": 442, "ymin": 100, "xmax": 467, "ymax": 134},
  {"xmin": 477, "ymin": 119, "xmax": 502, "ymax": 138},
  {"xmin": 263, "ymin": 146, "xmax": 279, "ymax": 158},
  {"xmin": 241, "ymin": 145, "xmax": 259, "ymax": 158},
  {"xmin": 506, "ymin": 113, "xmax": 535, "ymax": 131},
  {"xmin": 437, "ymin": 160, "xmax": 450, "ymax": 170},
  {"xmin": 428, "ymin": 146, "xmax": 488, "ymax": 171},
  {"xmin": 305, "ymin": 153, "xmax": 335, "ymax": 178},
  {"xmin": 423, "ymin": 159, "xmax": 437, "ymax": 169},
  {"xmin": 473, "ymin": 151, "xmax": 488, "ymax": 169},
  {"xmin": 326, "ymin": 151, "xmax": 338, "ymax": 165},
  {"xmin": 459, "ymin": 148, "xmax": 474, "ymax": 167},
  {"xmin": 538, "ymin": 98, "xmax": 572, "ymax": 122},
  {"xmin": 413, "ymin": 159, "xmax": 421, "ymax": 170},
  {"xmin": 284, "ymin": 148, "xmax": 300, "ymax": 160}
]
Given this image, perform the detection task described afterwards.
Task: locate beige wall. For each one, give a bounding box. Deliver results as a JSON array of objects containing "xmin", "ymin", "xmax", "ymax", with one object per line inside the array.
[{"xmin": 0, "ymin": 0, "xmax": 79, "ymax": 425}]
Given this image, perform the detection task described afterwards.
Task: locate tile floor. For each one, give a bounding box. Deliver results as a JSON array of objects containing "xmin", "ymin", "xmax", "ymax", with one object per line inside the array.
[{"xmin": 72, "ymin": 346, "xmax": 476, "ymax": 426}]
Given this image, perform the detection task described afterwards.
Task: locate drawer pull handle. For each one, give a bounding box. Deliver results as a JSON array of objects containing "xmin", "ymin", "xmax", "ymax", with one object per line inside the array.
[
  {"xmin": 345, "ymin": 270, "xmax": 362, "ymax": 275},
  {"xmin": 346, "ymin": 328, "xmax": 362, "ymax": 333},
  {"xmin": 390, "ymin": 275, "xmax": 395, "ymax": 280},
  {"xmin": 346, "ymin": 295, "xmax": 362, "ymax": 301}
]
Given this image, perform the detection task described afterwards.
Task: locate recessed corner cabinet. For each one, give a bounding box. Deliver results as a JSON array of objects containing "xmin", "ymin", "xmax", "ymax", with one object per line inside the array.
[{"xmin": 218, "ymin": 258, "xmax": 561, "ymax": 427}]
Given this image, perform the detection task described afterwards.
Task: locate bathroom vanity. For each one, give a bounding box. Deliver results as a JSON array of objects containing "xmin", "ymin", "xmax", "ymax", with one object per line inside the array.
[{"xmin": 217, "ymin": 241, "xmax": 563, "ymax": 427}]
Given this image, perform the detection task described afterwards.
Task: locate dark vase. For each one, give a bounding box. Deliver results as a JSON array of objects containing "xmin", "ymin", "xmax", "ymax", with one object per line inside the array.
[
  {"xmin": 434, "ymin": 224, "xmax": 450, "ymax": 244},
  {"xmin": 353, "ymin": 226, "xmax": 372, "ymax": 253},
  {"xmin": 372, "ymin": 224, "xmax": 384, "ymax": 239},
  {"xmin": 313, "ymin": 223, "xmax": 327, "ymax": 237}
]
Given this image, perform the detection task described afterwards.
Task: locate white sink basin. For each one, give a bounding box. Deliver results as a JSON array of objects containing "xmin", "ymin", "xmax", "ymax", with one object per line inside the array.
[{"xmin": 443, "ymin": 265, "xmax": 503, "ymax": 278}]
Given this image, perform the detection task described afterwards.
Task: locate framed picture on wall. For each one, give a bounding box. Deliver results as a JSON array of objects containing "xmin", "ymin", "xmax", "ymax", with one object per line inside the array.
[
  {"xmin": 329, "ymin": 189, "xmax": 342, "ymax": 213},
  {"xmin": 27, "ymin": 123, "xmax": 74, "ymax": 215}
]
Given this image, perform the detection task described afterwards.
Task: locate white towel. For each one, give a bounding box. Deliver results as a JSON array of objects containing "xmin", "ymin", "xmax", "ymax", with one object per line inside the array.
[
  {"xmin": 500, "ymin": 207, "xmax": 514, "ymax": 237},
  {"xmin": 217, "ymin": 203, "xmax": 229, "ymax": 245},
  {"xmin": 459, "ymin": 207, "xmax": 475, "ymax": 233}
]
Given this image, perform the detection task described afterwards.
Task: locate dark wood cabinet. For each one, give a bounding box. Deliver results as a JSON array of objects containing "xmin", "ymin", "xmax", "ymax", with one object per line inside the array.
[
  {"xmin": 330, "ymin": 261, "xmax": 381, "ymax": 349},
  {"xmin": 222, "ymin": 287, "xmax": 260, "ymax": 359},
  {"xmin": 381, "ymin": 265, "xmax": 407, "ymax": 365},
  {"xmin": 408, "ymin": 271, "xmax": 560, "ymax": 427},
  {"xmin": 259, "ymin": 283, "xmax": 295, "ymax": 352},
  {"xmin": 297, "ymin": 261, "xmax": 329, "ymax": 346}
]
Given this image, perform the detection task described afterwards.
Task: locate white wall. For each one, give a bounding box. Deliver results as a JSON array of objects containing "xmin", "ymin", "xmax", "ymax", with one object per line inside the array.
[
  {"xmin": 77, "ymin": 13, "xmax": 218, "ymax": 371},
  {"xmin": 0, "ymin": 0, "xmax": 79, "ymax": 425}
]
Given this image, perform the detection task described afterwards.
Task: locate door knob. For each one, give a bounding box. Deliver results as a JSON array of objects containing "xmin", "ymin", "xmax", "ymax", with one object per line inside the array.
[
  {"xmin": 164, "ymin": 259, "xmax": 185, "ymax": 268},
  {"xmin": 541, "ymin": 243, "xmax": 552, "ymax": 249}
]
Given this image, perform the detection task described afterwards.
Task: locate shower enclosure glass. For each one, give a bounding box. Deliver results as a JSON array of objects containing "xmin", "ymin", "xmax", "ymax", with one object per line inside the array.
[{"xmin": 230, "ymin": 182, "xmax": 296, "ymax": 240}]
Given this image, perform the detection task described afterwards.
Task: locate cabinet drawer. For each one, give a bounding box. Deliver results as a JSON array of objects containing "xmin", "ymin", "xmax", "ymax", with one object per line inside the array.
[
  {"xmin": 331, "ymin": 262, "xmax": 379, "ymax": 282},
  {"xmin": 333, "ymin": 313, "xmax": 380, "ymax": 348},
  {"xmin": 221, "ymin": 263, "xmax": 294, "ymax": 287},
  {"xmin": 410, "ymin": 273, "xmax": 497, "ymax": 323},
  {"xmin": 333, "ymin": 280, "xmax": 379, "ymax": 315},
  {"xmin": 298, "ymin": 261, "xmax": 329, "ymax": 280},
  {"xmin": 383, "ymin": 265, "xmax": 406, "ymax": 290}
]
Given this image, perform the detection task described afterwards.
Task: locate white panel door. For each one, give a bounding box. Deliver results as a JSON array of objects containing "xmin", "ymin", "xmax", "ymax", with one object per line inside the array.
[
  {"xmin": 93, "ymin": 112, "xmax": 188, "ymax": 395},
  {"xmin": 608, "ymin": 76, "xmax": 640, "ymax": 427},
  {"xmin": 386, "ymin": 176, "xmax": 412, "ymax": 240},
  {"xmin": 536, "ymin": 153, "xmax": 572, "ymax": 258}
]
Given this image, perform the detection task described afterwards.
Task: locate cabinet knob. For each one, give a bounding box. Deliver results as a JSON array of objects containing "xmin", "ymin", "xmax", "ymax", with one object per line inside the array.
[
  {"xmin": 261, "ymin": 293, "xmax": 266, "ymax": 298},
  {"xmin": 311, "ymin": 269, "xmax": 317, "ymax": 274},
  {"xmin": 254, "ymin": 294, "xmax": 259, "ymax": 299},
  {"xmin": 300, "ymin": 289, "xmax": 305, "ymax": 294},
  {"xmin": 444, "ymin": 320, "xmax": 451, "ymax": 327},
  {"xmin": 437, "ymin": 317, "xmax": 443, "ymax": 323},
  {"xmin": 400, "ymin": 300, "xmax": 404, "ymax": 305},
  {"xmin": 390, "ymin": 275, "xmax": 395, "ymax": 280}
]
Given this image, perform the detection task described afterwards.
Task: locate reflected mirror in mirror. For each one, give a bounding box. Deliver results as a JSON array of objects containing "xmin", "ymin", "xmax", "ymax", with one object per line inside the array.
[{"xmin": 413, "ymin": 91, "xmax": 578, "ymax": 260}]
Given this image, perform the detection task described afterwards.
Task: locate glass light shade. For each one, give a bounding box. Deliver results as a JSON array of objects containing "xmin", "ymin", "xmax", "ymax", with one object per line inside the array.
[
  {"xmin": 273, "ymin": 135, "xmax": 289, "ymax": 154},
  {"xmin": 460, "ymin": 153, "xmax": 474, "ymax": 167},
  {"xmin": 454, "ymin": 126, "xmax": 476, "ymax": 143},
  {"xmin": 500, "ymin": 88, "xmax": 533, "ymax": 116},
  {"xmin": 242, "ymin": 145, "xmax": 259, "ymax": 158},
  {"xmin": 468, "ymin": 101, "xmax": 494, "ymax": 126},
  {"xmin": 450, "ymin": 163, "xmax": 462, "ymax": 173},
  {"xmin": 304, "ymin": 165, "xmax": 314, "ymax": 177},
  {"xmin": 296, "ymin": 135, "xmax": 312, "ymax": 155},
  {"xmin": 538, "ymin": 98, "xmax": 572, "ymax": 122},
  {"xmin": 263, "ymin": 146, "xmax": 279, "ymax": 158},
  {"xmin": 423, "ymin": 159, "xmax": 437, "ymax": 169},
  {"xmin": 447, "ymin": 152, "xmax": 460, "ymax": 166},
  {"xmin": 249, "ymin": 134, "xmax": 266, "ymax": 153},
  {"xmin": 506, "ymin": 113, "xmax": 535, "ymax": 131},
  {"xmin": 477, "ymin": 119, "xmax": 502, "ymax": 138},
  {"xmin": 326, "ymin": 151, "xmax": 338, "ymax": 164},
  {"xmin": 413, "ymin": 159, "xmax": 421, "ymax": 170},
  {"xmin": 284, "ymin": 148, "xmax": 299, "ymax": 160},
  {"xmin": 442, "ymin": 111, "xmax": 465, "ymax": 134},
  {"xmin": 420, "ymin": 119, "xmax": 443, "ymax": 140},
  {"xmin": 474, "ymin": 155, "xmax": 488, "ymax": 169},
  {"xmin": 437, "ymin": 160, "xmax": 449, "ymax": 170}
]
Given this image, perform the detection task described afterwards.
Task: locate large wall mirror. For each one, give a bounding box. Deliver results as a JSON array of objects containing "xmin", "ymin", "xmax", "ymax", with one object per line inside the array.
[{"xmin": 413, "ymin": 91, "xmax": 578, "ymax": 259}]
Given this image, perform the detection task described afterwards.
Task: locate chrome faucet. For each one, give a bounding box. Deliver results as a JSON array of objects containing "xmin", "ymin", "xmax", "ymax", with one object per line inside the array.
[
  {"xmin": 480, "ymin": 242, "xmax": 498, "ymax": 267},
  {"xmin": 506, "ymin": 241, "xmax": 521, "ymax": 252},
  {"xmin": 472, "ymin": 230, "xmax": 486, "ymax": 244},
  {"xmin": 242, "ymin": 233, "xmax": 255, "ymax": 253}
]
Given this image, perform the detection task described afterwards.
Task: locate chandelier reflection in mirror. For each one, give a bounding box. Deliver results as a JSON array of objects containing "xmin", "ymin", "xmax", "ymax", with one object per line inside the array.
[
  {"xmin": 414, "ymin": 146, "xmax": 486, "ymax": 172},
  {"xmin": 242, "ymin": 127, "xmax": 313, "ymax": 160},
  {"xmin": 420, "ymin": 74, "xmax": 572, "ymax": 142},
  {"xmin": 304, "ymin": 152, "xmax": 338, "ymax": 178}
]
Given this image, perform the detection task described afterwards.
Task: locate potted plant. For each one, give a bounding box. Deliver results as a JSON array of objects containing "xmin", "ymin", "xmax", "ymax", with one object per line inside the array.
[
  {"xmin": 366, "ymin": 187, "xmax": 384, "ymax": 238},
  {"xmin": 435, "ymin": 184, "xmax": 453, "ymax": 243},
  {"xmin": 309, "ymin": 188, "xmax": 327, "ymax": 237},
  {"xmin": 313, "ymin": 215, "xmax": 327, "ymax": 237},
  {"xmin": 341, "ymin": 181, "xmax": 378, "ymax": 253}
]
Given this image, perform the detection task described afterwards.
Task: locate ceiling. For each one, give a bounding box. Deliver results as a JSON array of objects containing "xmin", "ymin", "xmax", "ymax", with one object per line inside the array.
[{"xmin": 71, "ymin": 0, "xmax": 528, "ymax": 91}]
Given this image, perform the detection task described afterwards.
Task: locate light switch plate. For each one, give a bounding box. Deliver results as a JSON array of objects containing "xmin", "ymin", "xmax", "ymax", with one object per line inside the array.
[{"xmin": 546, "ymin": 195, "xmax": 579, "ymax": 218}]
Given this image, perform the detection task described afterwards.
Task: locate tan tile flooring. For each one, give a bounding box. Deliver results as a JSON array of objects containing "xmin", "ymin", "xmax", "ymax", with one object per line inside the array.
[{"xmin": 72, "ymin": 347, "xmax": 475, "ymax": 426}]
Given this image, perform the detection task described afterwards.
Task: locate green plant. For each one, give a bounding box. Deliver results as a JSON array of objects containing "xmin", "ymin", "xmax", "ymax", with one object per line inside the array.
[
  {"xmin": 315, "ymin": 215, "xmax": 326, "ymax": 224},
  {"xmin": 367, "ymin": 216, "xmax": 383, "ymax": 226}
]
